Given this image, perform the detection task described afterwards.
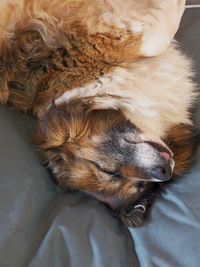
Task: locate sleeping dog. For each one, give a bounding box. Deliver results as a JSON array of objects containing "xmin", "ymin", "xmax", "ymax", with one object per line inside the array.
[{"xmin": 0, "ymin": 0, "xmax": 198, "ymax": 227}]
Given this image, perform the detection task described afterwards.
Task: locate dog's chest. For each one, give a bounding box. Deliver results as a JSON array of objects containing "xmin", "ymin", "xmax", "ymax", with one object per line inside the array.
[{"xmin": 55, "ymin": 43, "xmax": 195, "ymax": 137}]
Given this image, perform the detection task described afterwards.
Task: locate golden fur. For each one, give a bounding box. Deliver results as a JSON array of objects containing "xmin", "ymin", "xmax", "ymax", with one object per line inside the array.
[{"xmin": 0, "ymin": 0, "xmax": 199, "ymax": 227}]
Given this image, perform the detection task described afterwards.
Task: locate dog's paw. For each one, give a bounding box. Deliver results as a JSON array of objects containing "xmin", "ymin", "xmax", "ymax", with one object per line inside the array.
[
  {"xmin": 118, "ymin": 204, "xmax": 146, "ymax": 228},
  {"xmin": 141, "ymin": 0, "xmax": 186, "ymax": 57},
  {"xmin": 161, "ymin": 0, "xmax": 186, "ymax": 17}
]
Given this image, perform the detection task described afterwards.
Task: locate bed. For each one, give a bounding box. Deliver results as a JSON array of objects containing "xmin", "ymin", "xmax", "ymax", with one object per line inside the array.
[{"xmin": 0, "ymin": 1, "xmax": 199, "ymax": 266}]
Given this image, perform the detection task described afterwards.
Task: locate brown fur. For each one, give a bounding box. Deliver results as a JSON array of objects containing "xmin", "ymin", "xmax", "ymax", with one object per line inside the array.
[
  {"xmin": 0, "ymin": 0, "xmax": 199, "ymax": 228},
  {"xmin": 0, "ymin": 0, "xmax": 142, "ymax": 118},
  {"xmin": 167, "ymin": 124, "xmax": 199, "ymax": 177},
  {"xmin": 33, "ymin": 101, "xmax": 150, "ymax": 205},
  {"xmin": 118, "ymin": 124, "xmax": 199, "ymax": 227},
  {"xmin": 32, "ymin": 100, "xmax": 199, "ymax": 227}
]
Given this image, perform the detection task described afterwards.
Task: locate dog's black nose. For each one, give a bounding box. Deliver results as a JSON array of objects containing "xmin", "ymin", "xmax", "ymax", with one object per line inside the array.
[{"xmin": 151, "ymin": 165, "xmax": 172, "ymax": 182}]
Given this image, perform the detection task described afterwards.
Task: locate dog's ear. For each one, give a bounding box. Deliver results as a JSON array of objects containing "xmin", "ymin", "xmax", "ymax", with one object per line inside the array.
[
  {"xmin": 33, "ymin": 100, "xmax": 92, "ymax": 151},
  {"xmin": 34, "ymin": 101, "xmax": 70, "ymax": 150},
  {"xmin": 32, "ymin": 102, "xmax": 81, "ymax": 155},
  {"xmin": 166, "ymin": 124, "xmax": 200, "ymax": 177}
]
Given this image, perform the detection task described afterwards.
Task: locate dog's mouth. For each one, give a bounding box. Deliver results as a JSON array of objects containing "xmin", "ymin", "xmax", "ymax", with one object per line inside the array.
[
  {"xmin": 160, "ymin": 151, "xmax": 171, "ymax": 160},
  {"xmin": 124, "ymin": 138, "xmax": 173, "ymax": 157},
  {"xmin": 142, "ymin": 140, "xmax": 173, "ymax": 158}
]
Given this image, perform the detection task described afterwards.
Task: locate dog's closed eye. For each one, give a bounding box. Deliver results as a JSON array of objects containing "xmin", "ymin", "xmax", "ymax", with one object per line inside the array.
[{"xmin": 88, "ymin": 160, "xmax": 125, "ymax": 179}]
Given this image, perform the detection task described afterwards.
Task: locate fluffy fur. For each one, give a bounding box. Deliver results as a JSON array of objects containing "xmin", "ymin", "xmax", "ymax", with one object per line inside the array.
[{"xmin": 0, "ymin": 0, "xmax": 199, "ymax": 227}]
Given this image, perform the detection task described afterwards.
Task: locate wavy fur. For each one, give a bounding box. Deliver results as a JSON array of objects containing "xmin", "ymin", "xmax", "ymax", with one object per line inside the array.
[{"xmin": 0, "ymin": 0, "xmax": 199, "ymax": 227}]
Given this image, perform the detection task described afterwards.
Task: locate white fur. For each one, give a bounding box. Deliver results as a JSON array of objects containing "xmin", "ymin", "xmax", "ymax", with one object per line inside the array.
[
  {"xmin": 56, "ymin": 42, "xmax": 196, "ymax": 140},
  {"xmin": 135, "ymin": 143, "xmax": 158, "ymax": 169},
  {"xmin": 94, "ymin": 0, "xmax": 186, "ymax": 57},
  {"xmin": 135, "ymin": 142, "xmax": 175, "ymax": 173},
  {"xmin": 140, "ymin": 0, "xmax": 186, "ymax": 56}
]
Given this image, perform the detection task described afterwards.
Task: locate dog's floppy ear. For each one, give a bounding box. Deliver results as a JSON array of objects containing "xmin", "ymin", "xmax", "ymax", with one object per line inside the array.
[
  {"xmin": 33, "ymin": 101, "xmax": 72, "ymax": 151},
  {"xmin": 33, "ymin": 99, "xmax": 91, "ymax": 151},
  {"xmin": 166, "ymin": 123, "xmax": 200, "ymax": 177}
]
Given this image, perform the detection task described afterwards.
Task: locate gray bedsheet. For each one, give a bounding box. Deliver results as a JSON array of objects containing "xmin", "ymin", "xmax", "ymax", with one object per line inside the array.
[
  {"xmin": 0, "ymin": 111, "xmax": 139, "ymax": 266},
  {"xmin": 130, "ymin": 6, "xmax": 200, "ymax": 267},
  {"xmin": 0, "ymin": 3, "xmax": 200, "ymax": 267}
]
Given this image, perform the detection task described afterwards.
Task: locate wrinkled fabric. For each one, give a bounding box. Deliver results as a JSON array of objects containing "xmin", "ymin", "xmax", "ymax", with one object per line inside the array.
[
  {"xmin": 0, "ymin": 108, "xmax": 139, "ymax": 266},
  {"xmin": 0, "ymin": 4, "xmax": 200, "ymax": 267},
  {"xmin": 186, "ymin": 0, "xmax": 200, "ymax": 5},
  {"xmin": 130, "ymin": 7, "xmax": 200, "ymax": 267}
]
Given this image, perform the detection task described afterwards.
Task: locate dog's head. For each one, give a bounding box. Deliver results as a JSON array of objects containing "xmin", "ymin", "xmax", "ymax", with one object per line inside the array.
[{"xmin": 35, "ymin": 98, "xmax": 174, "ymax": 209}]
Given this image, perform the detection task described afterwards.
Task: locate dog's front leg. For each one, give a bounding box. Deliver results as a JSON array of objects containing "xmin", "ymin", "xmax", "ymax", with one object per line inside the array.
[
  {"xmin": 116, "ymin": 190, "xmax": 159, "ymax": 228},
  {"xmin": 141, "ymin": 0, "xmax": 186, "ymax": 56}
]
